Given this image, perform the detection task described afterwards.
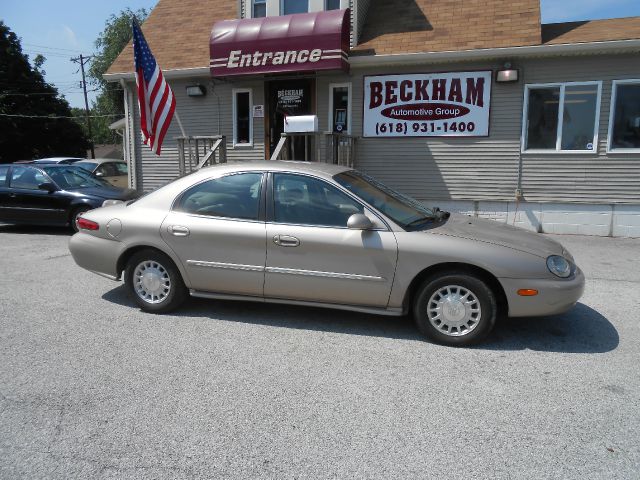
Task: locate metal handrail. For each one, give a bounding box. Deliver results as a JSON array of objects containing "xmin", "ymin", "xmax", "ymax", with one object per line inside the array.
[{"xmin": 270, "ymin": 132, "xmax": 358, "ymax": 166}]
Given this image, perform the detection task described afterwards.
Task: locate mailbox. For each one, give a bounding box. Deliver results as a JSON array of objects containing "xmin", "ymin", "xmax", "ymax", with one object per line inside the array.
[{"xmin": 284, "ymin": 115, "xmax": 318, "ymax": 133}]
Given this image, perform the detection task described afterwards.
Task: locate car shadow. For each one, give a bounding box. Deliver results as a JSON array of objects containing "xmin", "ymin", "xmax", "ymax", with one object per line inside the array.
[
  {"xmin": 0, "ymin": 224, "xmax": 71, "ymax": 236},
  {"xmin": 102, "ymin": 286, "xmax": 618, "ymax": 353},
  {"xmin": 480, "ymin": 303, "xmax": 619, "ymax": 353}
]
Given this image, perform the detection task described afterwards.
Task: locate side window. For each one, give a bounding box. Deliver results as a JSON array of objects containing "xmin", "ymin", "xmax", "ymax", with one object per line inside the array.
[
  {"xmin": 10, "ymin": 166, "xmax": 47, "ymax": 190},
  {"xmin": 326, "ymin": 0, "xmax": 340, "ymax": 11},
  {"xmin": 608, "ymin": 80, "xmax": 640, "ymax": 151},
  {"xmin": 177, "ymin": 173, "xmax": 263, "ymax": 220},
  {"xmin": 114, "ymin": 163, "xmax": 128, "ymax": 175},
  {"xmin": 0, "ymin": 165, "xmax": 9, "ymax": 185},
  {"xmin": 273, "ymin": 173, "xmax": 363, "ymax": 227},
  {"xmin": 252, "ymin": 0, "xmax": 266, "ymax": 17},
  {"xmin": 233, "ymin": 89, "xmax": 252, "ymax": 146},
  {"xmin": 96, "ymin": 163, "xmax": 118, "ymax": 177}
]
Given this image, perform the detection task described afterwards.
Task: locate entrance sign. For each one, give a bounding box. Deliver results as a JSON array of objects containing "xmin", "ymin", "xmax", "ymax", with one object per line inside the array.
[
  {"xmin": 363, "ymin": 72, "xmax": 492, "ymax": 138},
  {"xmin": 210, "ymin": 9, "xmax": 350, "ymax": 77}
]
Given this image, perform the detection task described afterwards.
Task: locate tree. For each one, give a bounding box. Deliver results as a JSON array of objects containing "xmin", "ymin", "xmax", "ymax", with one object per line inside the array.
[
  {"xmin": 0, "ymin": 21, "xmax": 89, "ymax": 163},
  {"xmin": 88, "ymin": 8, "xmax": 149, "ymax": 144}
]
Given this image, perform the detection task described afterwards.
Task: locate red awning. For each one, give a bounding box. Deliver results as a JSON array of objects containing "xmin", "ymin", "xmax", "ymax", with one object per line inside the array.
[{"xmin": 210, "ymin": 9, "xmax": 350, "ymax": 77}]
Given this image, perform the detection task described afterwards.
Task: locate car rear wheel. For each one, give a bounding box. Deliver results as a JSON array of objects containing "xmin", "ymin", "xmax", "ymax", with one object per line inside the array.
[
  {"xmin": 124, "ymin": 249, "xmax": 187, "ymax": 313},
  {"xmin": 413, "ymin": 272, "xmax": 497, "ymax": 346},
  {"xmin": 70, "ymin": 206, "xmax": 91, "ymax": 232}
]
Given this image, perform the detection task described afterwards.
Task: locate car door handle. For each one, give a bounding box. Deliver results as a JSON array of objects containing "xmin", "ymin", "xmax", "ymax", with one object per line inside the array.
[
  {"xmin": 169, "ymin": 225, "xmax": 190, "ymax": 237},
  {"xmin": 9, "ymin": 193, "xmax": 17, "ymax": 198},
  {"xmin": 273, "ymin": 235, "xmax": 300, "ymax": 247}
]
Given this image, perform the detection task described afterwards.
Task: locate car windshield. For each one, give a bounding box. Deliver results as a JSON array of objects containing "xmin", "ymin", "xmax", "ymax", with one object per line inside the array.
[
  {"xmin": 334, "ymin": 170, "xmax": 438, "ymax": 229},
  {"xmin": 43, "ymin": 166, "xmax": 110, "ymax": 189}
]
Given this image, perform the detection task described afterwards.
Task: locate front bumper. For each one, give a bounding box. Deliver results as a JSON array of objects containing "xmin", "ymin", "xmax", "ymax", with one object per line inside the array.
[
  {"xmin": 499, "ymin": 268, "xmax": 585, "ymax": 317},
  {"xmin": 69, "ymin": 232, "xmax": 123, "ymax": 280}
]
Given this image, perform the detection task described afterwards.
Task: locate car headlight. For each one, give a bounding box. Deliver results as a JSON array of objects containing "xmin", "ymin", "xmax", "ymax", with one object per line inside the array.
[
  {"xmin": 547, "ymin": 255, "xmax": 572, "ymax": 278},
  {"xmin": 102, "ymin": 199, "xmax": 123, "ymax": 207}
]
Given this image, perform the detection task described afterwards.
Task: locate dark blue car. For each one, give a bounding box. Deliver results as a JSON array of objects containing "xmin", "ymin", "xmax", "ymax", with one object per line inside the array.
[{"xmin": 0, "ymin": 164, "xmax": 137, "ymax": 231}]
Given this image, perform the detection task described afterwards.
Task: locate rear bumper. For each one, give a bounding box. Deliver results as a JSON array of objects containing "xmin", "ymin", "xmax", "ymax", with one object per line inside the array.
[
  {"xmin": 499, "ymin": 268, "xmax": 585, "ymax": 317},
  {"xmin": 69, "ymin": 232, "xmax": 123, "ymax": 280}
]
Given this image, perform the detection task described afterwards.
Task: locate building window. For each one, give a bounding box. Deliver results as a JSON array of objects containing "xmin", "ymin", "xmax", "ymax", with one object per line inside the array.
[
  {"xmin": 522, "ymin": 82, "xmax": 602, "ymax": 152},
  {"xmin": 252, "ymin": 0, "xmax": 266, "ymax": 18},
  {"xmin": 233, "ymin": 89, "xmax": 253, "ymax": 147},
  {"xmin": 282, "ymin": 0, "xmax": 308, "ymax": 15},
  {"xmin": 326, "ymin": 0, "xmax": 341, "ymax": 10},
  {"xmin": 329, "ymin": 83, "xmax": 351, "ymax": 134},
  {"xmin": 608, "ymin": 80, "xmax": 640, "ymax": 152}
]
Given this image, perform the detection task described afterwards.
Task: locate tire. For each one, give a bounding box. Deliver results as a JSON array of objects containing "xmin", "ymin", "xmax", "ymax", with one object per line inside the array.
[
  {"xmin": 413, "ymin": 272, "xmax": 497, "ymax": 346},
  {"xmin": 124, "ymin": 249, "xmax": 188, "ymax": 313},
  {"xmin": 70, "ymin": 206, "xmax": 92, "ymax": 232}
]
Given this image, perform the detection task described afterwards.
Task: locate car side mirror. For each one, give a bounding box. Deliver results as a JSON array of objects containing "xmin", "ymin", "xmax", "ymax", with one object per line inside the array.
[
  {"xmin": 38, "ymin": 182, "xmax": 57, "ymax": 193},
  {"xmin": 347, "ymin": 213, "xmax": 374, "ymax": 230},
  {"xmin": 95, "ymin": 171, "xmax": 104, "ymax": 177}
]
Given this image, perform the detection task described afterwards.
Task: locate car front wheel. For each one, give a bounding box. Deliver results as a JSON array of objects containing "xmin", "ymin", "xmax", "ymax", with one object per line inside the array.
[
  {"xmin": 413, "ymin": 272, "xmax": 497, "ymax": 346},
  {"xmin": 124, "ymin": 249, "xmax": 187, "ymax": 313}
]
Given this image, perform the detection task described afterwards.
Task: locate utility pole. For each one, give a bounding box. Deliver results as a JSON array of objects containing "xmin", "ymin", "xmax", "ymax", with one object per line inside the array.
[{"xmin": 71, "ymin": 54, "xmax": 95, "ymax": 159}]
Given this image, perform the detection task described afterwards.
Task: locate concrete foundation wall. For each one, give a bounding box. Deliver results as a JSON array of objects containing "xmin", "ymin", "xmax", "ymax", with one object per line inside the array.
[{"xmin": 423, "ymin": 200, "xmax": 640, "ymax": 238}]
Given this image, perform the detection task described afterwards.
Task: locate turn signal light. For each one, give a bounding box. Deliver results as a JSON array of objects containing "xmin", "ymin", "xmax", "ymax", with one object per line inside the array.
[
  {"xmin": 517, "ymin": 289, "xmax": 538, "ymax": 296},
  {"xmin": 77, "ymin": 217, "xmax": 99, "ymax": 231}
]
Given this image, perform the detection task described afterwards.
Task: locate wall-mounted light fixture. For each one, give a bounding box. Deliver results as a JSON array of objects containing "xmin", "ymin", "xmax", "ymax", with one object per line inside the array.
[
  {"xmin": 496, "ymin": 63, "xmax": 519, "ymax": 83},
  {"xmin": 186, "ymin": 84, "xmax": 206, "ymax": 97}
]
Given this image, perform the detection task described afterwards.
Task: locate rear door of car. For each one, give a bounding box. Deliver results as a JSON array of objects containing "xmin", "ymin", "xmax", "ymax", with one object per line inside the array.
[
  {"xmin": 263, "ymin": 172, "xmax": 398, "ymax": 308},
  {"xmin": 160, "ymin": 171, "xmax": 267, "ymax": 297}
]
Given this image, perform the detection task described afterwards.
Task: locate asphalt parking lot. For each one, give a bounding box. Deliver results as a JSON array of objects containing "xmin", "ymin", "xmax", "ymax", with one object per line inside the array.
[{"xmin": 0, "ymin": 225, "xmax": 639, "ymax": 479}]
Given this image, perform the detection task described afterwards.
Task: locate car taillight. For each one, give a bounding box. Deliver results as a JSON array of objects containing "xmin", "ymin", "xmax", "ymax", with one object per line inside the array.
[{"xmin": 77, "ymin": 217, "xmax": 99, "ymax": 231}]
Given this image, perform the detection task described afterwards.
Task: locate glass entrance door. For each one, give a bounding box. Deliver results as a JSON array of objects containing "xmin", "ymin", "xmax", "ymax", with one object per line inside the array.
[{"xmin": 267, "ymin": 79, "xmax": 314, "ymax": 158}]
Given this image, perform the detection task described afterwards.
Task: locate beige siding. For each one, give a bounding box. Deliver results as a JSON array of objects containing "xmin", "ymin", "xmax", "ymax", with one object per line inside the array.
[
  {"xmin": 343, "ymin": 60, "xmax": 522, "ymax": 202},
  {"xmin": 520, "ymin": 54, "xmax": 640, "ymax": 204},
  {"xmin": 128, "ymin": 53, "xmax": 640, "ymax": 204},
  {"xmin": 129, "ymin": 78, "xmax": 265, "ymax": 192},
  {"xmin": 319, "ymin": 54, "xmax": 640, "ymax": 204}
]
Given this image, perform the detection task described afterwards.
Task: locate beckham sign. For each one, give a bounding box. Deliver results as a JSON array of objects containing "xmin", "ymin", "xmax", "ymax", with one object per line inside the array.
[{"xmin": 363, "ymin": 72, "xmax": 492, "ymax": 138}]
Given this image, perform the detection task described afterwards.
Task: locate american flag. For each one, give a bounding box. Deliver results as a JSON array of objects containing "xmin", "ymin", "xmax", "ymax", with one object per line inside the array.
[{"xmin": 132, "ymin": 19, "xmax": 175, "ymax": 155}]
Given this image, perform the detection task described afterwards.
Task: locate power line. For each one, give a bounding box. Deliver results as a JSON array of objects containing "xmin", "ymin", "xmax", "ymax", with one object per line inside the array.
[
  {"xmin": 22, "ymin": 43, "xmax": 92, "ymax": 54},
  {"xmin": 0, "ymin": 113, "xmax": 121, "ymax": 119},
  {"xmin": 0, "ymin": 92, "xmax": 59, "ymax": 96}
]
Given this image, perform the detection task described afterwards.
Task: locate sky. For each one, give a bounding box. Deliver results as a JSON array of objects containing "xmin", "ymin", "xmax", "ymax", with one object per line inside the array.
[{"xmin": 2, "ymin": 0, "xmax": 640, "ymax": 108}]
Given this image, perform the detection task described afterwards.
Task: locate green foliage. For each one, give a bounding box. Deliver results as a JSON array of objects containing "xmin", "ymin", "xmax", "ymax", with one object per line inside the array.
[
  {"xmin": 88, "ymin": 7, "xmax": 149, "ymax": 144},
  {"xmin": 0, "ymin": 21, "xmax": 89, "ymax": 163}
]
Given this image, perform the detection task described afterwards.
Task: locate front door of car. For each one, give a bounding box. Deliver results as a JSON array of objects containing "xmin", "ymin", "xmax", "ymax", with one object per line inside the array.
[
  {"xmin": 6, "ymin": 166, "xmax": 67, "ymax": 224},
  {"xmin": 0, "ymin": 165, "xmax": 11, "ymax": 222},
  {"xmin": 160, "ymin": 172, "xmax": 266, "ymax": 297},
  {"xmin": 264, "ymin": 173, "xmax": 398, "ymax": 307}
]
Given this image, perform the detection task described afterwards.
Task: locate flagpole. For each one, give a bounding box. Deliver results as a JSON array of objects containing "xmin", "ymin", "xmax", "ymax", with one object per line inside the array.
[{"xmin": 174, "ymin": 111, "xmax": 187, "ymax": 138}]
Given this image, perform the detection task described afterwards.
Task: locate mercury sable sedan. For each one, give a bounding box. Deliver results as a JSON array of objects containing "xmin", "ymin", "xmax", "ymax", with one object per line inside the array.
[{"xmin": 69, "ymin": 161, "xmax": 584, "ymax": 346}]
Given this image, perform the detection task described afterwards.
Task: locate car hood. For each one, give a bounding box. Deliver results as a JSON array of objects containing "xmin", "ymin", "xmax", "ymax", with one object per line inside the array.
[
  {"xmin": 68, "ymin": 186, "xmax": 138, "ymax": 200},
  {"xmin": 431, "ymin": 214, "xmax": 563, "ymax": 258}
]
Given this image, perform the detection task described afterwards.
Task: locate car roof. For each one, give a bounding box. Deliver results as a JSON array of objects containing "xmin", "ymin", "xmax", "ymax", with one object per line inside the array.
[
  {"xmin": 32, "ymin": 157, "xmax": 84, "ymax": 163},
  {"xmin": 133, "ymin": 161, "xmax": 355, "ymax": 210},
  {"xmin": 78, "ymin": 158, "xmax": 125, "ymax": 165},
  {"xmin": 29, "ymin": 164, "xmax": 84, "ymax": 170},
  {"xmin": 198, "ymin": 160, "xmax": 352, "ymax": 176}
]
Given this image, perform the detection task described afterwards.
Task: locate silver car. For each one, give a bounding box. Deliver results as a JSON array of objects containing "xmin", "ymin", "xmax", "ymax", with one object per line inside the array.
[{"xmin": 69, "ymin": 161, "xmax": 584, "ymax": 346}]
